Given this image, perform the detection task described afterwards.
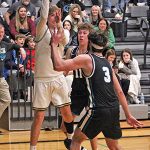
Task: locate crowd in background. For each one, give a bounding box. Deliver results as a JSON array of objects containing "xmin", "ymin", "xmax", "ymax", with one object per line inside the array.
[{"xmin": 0, "ymin": 0, "xmax": 147, "ymax": 103}]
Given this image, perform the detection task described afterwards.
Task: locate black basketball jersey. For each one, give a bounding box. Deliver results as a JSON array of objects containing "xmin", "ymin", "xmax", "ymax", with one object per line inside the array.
[
  {"xmin": 85, "ymin": 54, "xmax": 119, "ymax": 108},
  {"xmin": 70, "ymin": 47, "xmax": 89, "ymax": 96}
]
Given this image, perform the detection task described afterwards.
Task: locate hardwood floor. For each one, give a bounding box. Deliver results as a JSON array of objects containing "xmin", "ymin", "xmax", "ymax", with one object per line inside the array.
[{"xmin": 0, "ymin": 120, "xmax": 150, "ymax": 150}]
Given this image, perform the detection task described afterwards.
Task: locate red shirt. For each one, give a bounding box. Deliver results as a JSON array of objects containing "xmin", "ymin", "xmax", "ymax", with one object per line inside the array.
[{"xmin": 26, "ymin": 48, "xmax": 35, "ymax": 71}]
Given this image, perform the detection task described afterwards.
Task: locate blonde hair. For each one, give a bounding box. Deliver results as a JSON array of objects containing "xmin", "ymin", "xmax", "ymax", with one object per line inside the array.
[
  {"xmin": 49, "ymin": 5, "xmax": 60, "ymax": 15},
  {"xmin": 89, "ymin": 5, "xmax": 102, "ymax": 23},
  {"xmin": 69, "ymin": 4, "xmax": 82, "ymax": 18},
  {"xmin": 15, "ymin": 6, "xmax": 29, "ymax": 32}
]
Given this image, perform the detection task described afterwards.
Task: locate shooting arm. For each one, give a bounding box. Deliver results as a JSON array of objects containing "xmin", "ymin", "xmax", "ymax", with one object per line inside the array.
[
  {"xmin": 36, "ymin": 0, "xmax": 49, "ymax": 41},
  {"xmin": 51, "ymin": 42, "xmax": 91, "ymax": 73}
]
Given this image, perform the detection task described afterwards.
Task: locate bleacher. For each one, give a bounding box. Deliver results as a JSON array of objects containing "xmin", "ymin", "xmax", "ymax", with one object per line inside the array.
[{"xmin": 0, "ymin": 0, "xmax": 150, "ymax": 131}]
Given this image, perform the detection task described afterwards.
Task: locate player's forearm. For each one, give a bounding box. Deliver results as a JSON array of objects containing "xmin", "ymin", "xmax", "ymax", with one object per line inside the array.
[
  {"xmin": 36, "ymin": 0, "xmax": 49, "ymax": 40},
  {"xmin": 41, "ymin": 0, "xmax": 49, "ymax": 19},
  {"xmin": 51, "ymin": 44, "xmax": 66, "ymax": 71},
  {"xmin": 117, "ymin": 91, "xmax": 131, "ymax": 118},
  {"xmin": 113, "ymin": 71, "xmax": 131, "ymax": 118}
]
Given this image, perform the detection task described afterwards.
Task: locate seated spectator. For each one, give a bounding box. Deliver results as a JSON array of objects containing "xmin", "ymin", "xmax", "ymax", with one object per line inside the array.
[
  {"xmin": 89, "ymin": 5, "xmax": 103, "ymax": 30},
  {"xmin": 95, "ymin": 18, "xmax": 115, "ymax": 56},
  {"xmin": 105, "ymin": 48, "xmax": 117, "ymax": 67},
  {"xmin": 63, "ymin": 20, "xmax": 78, "ymax": 54},
  {"xmin": 5, "ymin": 34, "xmax": 27, "ymax": 100},
  {"xmin": 105, "ymin": 48, "xmax": 129, "ymax": 98},
  {"xmin": 9, "ymin": 5, "xmax": 36, "ymax": 39},
  {"xmin": 118, "ymin": 48, "xmax": 141, "ymax": 104},
  {"xmin": 24, "ymin": 35, "xmax": 35, "ymax": 72},
  {"xmin": 4, "ymin": 0, "xmax": 36, "ymax": 25},
  {"xmin": 56, "ymin": 0, "xmax": 85, "ymax": 20},
  {"xmin": 24, "ymin": 35, "xmax": 35, "ymax": 86},
  {"xmin": 63, "ymin": 4, "xmax": 83, "ymax": 32}
]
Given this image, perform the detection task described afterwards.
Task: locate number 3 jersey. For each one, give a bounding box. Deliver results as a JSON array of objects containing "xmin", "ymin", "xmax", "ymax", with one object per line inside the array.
[{"xmin": 85, "ymin": 54, "xmax": 119, "ymax": 109}]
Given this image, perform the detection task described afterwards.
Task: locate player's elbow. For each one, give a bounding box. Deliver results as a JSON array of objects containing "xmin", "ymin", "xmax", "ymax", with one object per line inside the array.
[{"xmin": 53, "ymin": 65, "xmax": 64, "ymax": 72}]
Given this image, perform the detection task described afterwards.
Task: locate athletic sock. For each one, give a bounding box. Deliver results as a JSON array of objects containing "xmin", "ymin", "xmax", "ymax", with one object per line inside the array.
[
  {"xmin": 30, "ymin": 145, "xmax": 36, "ymax": 150},
  {"xmin": 64, "ymin": 121, "xmax": 74, "ymax": 139}
]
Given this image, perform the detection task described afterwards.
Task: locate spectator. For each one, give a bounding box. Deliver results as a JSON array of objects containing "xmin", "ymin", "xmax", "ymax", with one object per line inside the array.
[
  {"xmin": 9, "ymin": 5, "xmax": 36, "ymax": 39},
  {"xmin": 0, "ymin": 24, "xmax": 26, "ymax": 128},
  {"xmin": 5, "ymin": 34, "xmax": 27, "ymax": 100},
  {"xmin": 105, "ymin": 48, "xmax": 117, "ymax": 67},
  {"xmin": 105, "ymin": 48, "xmax": 121, "ymax": 85},
  {"xmin": 24, "ymin": 35, "xmax": 35, "ymax": 72},
  {"xmin": 96, "ymin": 18, "xmax": 115, "ymax": 56},
  {"xmin": 63, "ymin": 4, "xmax": 83, "ymax": 32},
  {"xmin": 89, "ymin": 5, "xmax": 103, "ymax": 30},
  {"xmin": 118, "ymin": 48, "xmax": 141, "ymax": 104},
  {"xmin": 63, "ymin": 20, "xmax": 78, "ymax": 54},
  {"xmin": 24, "ymin": 35, "xmax": 35, "ymax": 87},
  {"xmin": 4, "ymin": 0, "xmax": 36, "ymax": 25},
  {"xmin": 56, "ymin": 0, "xmax": 85, "ymax": 20}
]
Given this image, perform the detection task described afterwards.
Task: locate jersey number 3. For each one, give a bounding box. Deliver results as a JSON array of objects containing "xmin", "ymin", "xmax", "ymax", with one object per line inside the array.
[{"xmin": 102, "ymin": 67, "xmax": 111, "ymax": 83}]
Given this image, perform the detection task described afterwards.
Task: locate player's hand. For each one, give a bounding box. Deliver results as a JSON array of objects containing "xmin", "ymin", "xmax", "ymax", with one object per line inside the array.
[
  {"xmin": 55, "ymin": 8, "xmax": 61, "ymax": 24},
  {"xmin": 50, "ymin": 28, "xmax": 63, "ymax": 46},
  {"xmin": 126, "ymin": 115, "xmax": 143, "ymax": 129}
]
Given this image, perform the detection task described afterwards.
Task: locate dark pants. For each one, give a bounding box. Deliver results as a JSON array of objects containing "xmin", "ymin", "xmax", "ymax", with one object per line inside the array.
[{"xmin": 120, "ymin": 79, "xmax": 130, "ymax": 96}]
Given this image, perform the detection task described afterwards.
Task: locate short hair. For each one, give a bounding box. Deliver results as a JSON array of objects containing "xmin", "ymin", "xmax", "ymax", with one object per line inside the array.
[
  {"xmin": 78, "ymin": 23, "xmax": 93, "ymax": 33},
  {"xmin": 89, "ymin": 32, "xmax": 107, "ymax": 46},
  {"xmin": 49, "ymin": 5, "xmax": 59, "ymax": 15},
  {"xmin": 88, "ymin": 32, "xmax": 107, "ymax": 53},
  {"xmin": 15, "ymin": 34, "xmax": 26, "ymax": 40}
]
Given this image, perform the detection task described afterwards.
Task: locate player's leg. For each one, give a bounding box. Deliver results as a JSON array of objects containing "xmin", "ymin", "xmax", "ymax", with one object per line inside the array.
[
  {"xmin": 70, "ymin": 127, "xmax": 87, "ymax": 150},
  {"xmin": 30, "ymin": 81, "xmax": 51, "ymax": 150},
  {"xmin": 105, "ymin": 138, "xmax": 122, "ymax": 150},
  {"xmin": 30, "ymin": 110, "xmax": 45, "ymax": 146}
]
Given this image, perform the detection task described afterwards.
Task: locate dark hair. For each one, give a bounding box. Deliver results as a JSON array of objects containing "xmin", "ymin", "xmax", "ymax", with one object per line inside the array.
[
  {"xmin": 98, "ymin": 18, "xmax": 110, "ymax": 32},
  {"xmin": 105, "ymin": 49, "xmax": 117, "ymax": 67},
  {"xmin": 121, "ymin": 48, "xmax": 133, "ymax": 61},
  {"xmin": 63, "ymin": 20, "xmax": 74, "ymax": 36},
  {"xmin": 88, "ymin": 31, "xmax": 107, "ymax": 53}
]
